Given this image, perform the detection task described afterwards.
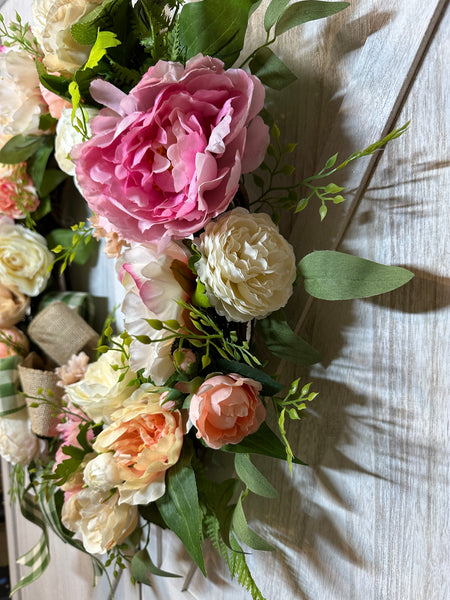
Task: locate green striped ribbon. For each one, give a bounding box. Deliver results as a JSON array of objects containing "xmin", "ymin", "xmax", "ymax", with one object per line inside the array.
[
  {"xmin": 10, "ymin": 490, "xmax": 50, "ymax": 596},
  {"xmin": 38, "ymin": 291, "xmax": 95, "ymax": 326},
  {"xmin": 0, "ymin": 355, "xmax": 26, "ymax": 417}
]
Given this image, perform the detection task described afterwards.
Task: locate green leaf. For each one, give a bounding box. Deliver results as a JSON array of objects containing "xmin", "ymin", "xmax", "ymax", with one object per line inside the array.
[
  {"xmin": 83, "ymin": 30, "xmax": 121, "ymax": 70},
  {"xmin": 179, "ymin": 0, "xmax": 260, "ymax": 68},
  {"xmin": 249, "ymin": 46, "xmax": 297, "ymax": 90},
  {"xmin": 324, "ymin": 183, "xmax": 344, "ymax": 194},
  {"xmin": 232, "ymin": 494, "xmax": 275, "ymax": 551},
  {"xmin": 47, "ymin": 229, "xmax": 95, "ymax": 265},
  {"xmin": 68, "ymin": 81, "xmax": 81, "ymax": 120},
  {"xmin": 257, "ymin": 310, "xmax": 322, "ymax": 366},
  {"xmin": 26, "ymin": 139, "xmax": 54, "ymax": 192},
  {"xmin": 214, "ymin": 358, "xmax": 283, "ymax": 396},
  {"xmin": 222, "ymin": 421, "xmax": 306, "ymax": 465},
  {"xmin": 264, "ymin": 0, "xmax": 290, "ymax": 31},
  {"xmin": 298, "ymin": 250, "xmax": 414, "ymax": 300},
  {"xmin": 325, "ymin": 152, "xmax": 338, "ymax": 169},
  {"xmin": 156, "ymin": 443, "xmax": 206, "ymax": 575},
  {"xmin": 193, "ymin": 279, "xmax": 211, "ymax": 308},
  {"xmin": 0, "ymin": 135, "xmax": 48, "ymax": 164},
  {"xmin": 130, "ymin": 549, "xmax": 181, "ymax": 584},
  {"xmin": 275, "ymin": 1, "xmax": 350, "ymax": 36},
  {"xmin": 138, "ymin": 503, "xmax": 168, "ymax": 530},
  {"xmin": 234, "ymin": 454, "xmax": 278, "ymax": 498},
  {"xmin": 319, "ymin": 204, "xmax": 328, "ymax": 220},
  {"xmin": 38, "ymin": 169, "xmax": 68, "ymax": 198},
  {"xmin": 39, "ymin": 113, "xmax": 58, "ymax": 132},
  {"xmin": 71, "ymin": 0, "xmax": 119, "ymax": 45},
  {"xmin": 36, "ymin": 60, "xmax": 71, "ymax": 100}
]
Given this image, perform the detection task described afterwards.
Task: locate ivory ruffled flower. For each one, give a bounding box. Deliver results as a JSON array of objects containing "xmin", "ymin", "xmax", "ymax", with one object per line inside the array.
[
  {"xmin": 83, "ymin": 452, "xmax": 128, "ymax": 492},
  {"xmin": 64, "ymin": 348, "xmax": 137, "ymax": 424},
  {"xmin": 189, "ymin": 373, "xmax": 266, "ymax": 449},
  {"xmin": 61, "ymin": 488, "xmax": 138, "ymax": 554},
  {"xmin": 0, "ymin": 409, "xmax": 40, "ymax": 465},
  {"xmin": 72, "ymin": 54, "xmax": 269, "ymax": 246},
  {"xmin": 117, "ymin": 241, "xmax": 189, "ymax": 385},
  {"xmin": 0, "ymin": 218, "xmax": 53, "ymax": 297},
  {"xmin": 0, "ymin": 283, "xmax": 30, "ymax": 328},
  {"xmin": 0, "ymin": 162, "xmax": 40, "ymax": 219},
  {"xmin": 0, "ymin": 48, "xmax": 47, "ymax": 137},
  {"xmin": 196, "ymin": 207, "xmax": 297, "ymax": 322},
  {"xmin": 93, "ymin": 384, "xmax": 184, "ymax": 505},
  {"xmin": 32, "ymin": 0, "xmax": 105, "ymax": 76}
]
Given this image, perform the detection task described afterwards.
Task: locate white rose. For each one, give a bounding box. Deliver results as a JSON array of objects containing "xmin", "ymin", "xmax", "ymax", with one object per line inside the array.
[
  {"xmin": 83, "ymin": 452, "xmax": 127, "ymax": 491},
  {"xmin": 32, "ymin": 0, "xmax": 105, "ymax": 76},
  {"xmin": 196, "ymin": 208, "xmax": 297, "ymax": 322},
  {"xmin": 55, "ymin": 107, "xmax": 98, "ymax": 176},
  {"xmin": 61, "ymin": 488, "xmax": 138, "ymax": 554},
  {"xmin": 116, "ymin": 242, "xmax": 188, "ymax": 385},
  {"xmin": 0, "ymin": 410, "xmax": 40, "ymax": 465},
  {"xmin": 65, "ymin": 348, "xmax": 137, "ymax": 424},
  {"xmin": 0, "ymin": 49, "xmax": 47, "ymax": 137},
  {"xmin": 0, "ymin": 219, "xmax": 53, "ymax": 297}
]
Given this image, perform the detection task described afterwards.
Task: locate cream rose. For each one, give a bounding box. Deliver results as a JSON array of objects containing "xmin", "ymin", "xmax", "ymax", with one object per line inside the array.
[
  {"xmin": 83, "ymin": 452, "xmax": 128, "ymax": 492},
  {"xmin": 32, "ymin": 0, "xmax": 105, "ymax": 76},
  {"xmin": 0, "ymin": 283, "xmax": 30, "ymax": 328},
  {"xmin": 0, "ymin": 218, "xmax": 53, "ymax": 297},
  {"xmin": 0, "ymin": 49, "xmax": 47, "ymax": 137},
  {"xmin": 55, "ymin": 107, "xmax": 98, "ymax": 176},
  {"xmin": 65, "ymin": 348, "xmax": 137, "ymax": 424},
  {"xmin": 61, "ymin": 488, "xmax": 138, "ymax": 554},
  {"xmin": 93, "ymin": 385, "xmax": 184, "ymax": 505},
  {"xmin": 0, "ymin": 409, "xmax": 40, "ymax": 465},
  {"xmin": 196, "ymin": 208, "xmax": 297, "ymax": 322}
]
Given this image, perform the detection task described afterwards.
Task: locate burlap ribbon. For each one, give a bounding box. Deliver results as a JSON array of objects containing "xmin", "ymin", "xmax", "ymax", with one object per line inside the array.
[
  {"xmin": 18, "ymin": 352, "xmax": 63, "ymax": 437},
  {"xmin": 0, "ymin": 354, "xmax": 26, "ymax": 416},
  {"xmin": 38, "ymin": 291, "xmax": 95, "ymax": 327},
  {"xmin": 28, "ymin": 301, "xmax": 98, "ymax": 366}
]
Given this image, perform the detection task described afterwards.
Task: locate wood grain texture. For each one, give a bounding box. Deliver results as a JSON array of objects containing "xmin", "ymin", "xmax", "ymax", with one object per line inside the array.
[{"xmin": 1, "ymin": 0, "xmax": 449, "ymax": 599}]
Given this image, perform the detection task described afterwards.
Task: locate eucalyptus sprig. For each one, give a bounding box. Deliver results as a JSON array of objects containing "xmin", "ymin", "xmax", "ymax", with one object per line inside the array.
[
  {"xmin": 251, "ymin": 122, "xmax": 409, "ymax": 221},
  {"xmin": 0, "ymin": 12, "xmax": 43, "ymax": 58},
  {"xmin": 49, "ymin": 221, "xmax": 95, "ymax": 275},
  {"xmin": 273, "ymin": 378, "xmax": 318, "ymax": 471}
]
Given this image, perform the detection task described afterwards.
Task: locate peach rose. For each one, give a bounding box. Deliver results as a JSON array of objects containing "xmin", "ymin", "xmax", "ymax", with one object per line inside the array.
[
  {"xmin": 0, "ymin": 283, "xmax": 30, "ymax": 328},
  {"xmin": 189, "ymin": 374, "xmax": 266, "ymax": 449},
  {"xmin": 93, "ymin": 385, "xmax": 184, "ymax": 505},
  {"xmin": 0, "ymin": 327, "xmax": 29, "ymax": 358}
]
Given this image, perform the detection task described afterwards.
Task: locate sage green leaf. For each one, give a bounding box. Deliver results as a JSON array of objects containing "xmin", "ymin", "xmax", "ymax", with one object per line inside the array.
[
  {"xmin": 0, "ymin": 135, "xmax": 48, "ymax": 164},
  {"xmin": 275, "ymin": 1, "xmax": 350, "ymax": 36},
  {"xmin": 232, "ymin": 494, "xmax": 275, "ymax": 551},
  {"xmin": 215, "ymin": 358, "xmax": 284, "ymax": 396},
  {"xmin": 26, "ymin": 140, "xmax": 54, "ymax": 192},
  {"xmin": 258, "ymin": 310, "xmax": 322, "ymax": 366},
  {"xmin": 234, "ymin": 454, "xmax": 278, "ymax": 498},
  {"xmin": 298, "ymin": 250, "xmax": 414, "ymax": 300},
  {"xmin": 131, "ymin": 549, "xmax": 181, "ymax": 584},
  {"xmin": 179, "ymin": 0, "xmax": 260, "ymax": 68},
  {"xmin": 38, "ymin": 169, "xmax": 68, "ymax": 198},
  {"xmin": 264, "ymin": 0, "xmax": 290, "ymax": 31},
  {"xmin": 249, "ymin": 47, "xmax": 297, "ymax": 90},
  {"xmin": 156, "ymin": 444, "xmax": 206, "ymax": 575},
  {"xmin": 222, "ymin": 421, "xmax": 306, "ymax": 465}
]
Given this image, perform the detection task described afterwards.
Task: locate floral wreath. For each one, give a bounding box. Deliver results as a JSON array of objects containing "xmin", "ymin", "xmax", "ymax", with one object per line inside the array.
[{"xmin": 0, "ymin": 1, "xmax": 413, "ymax": 599}]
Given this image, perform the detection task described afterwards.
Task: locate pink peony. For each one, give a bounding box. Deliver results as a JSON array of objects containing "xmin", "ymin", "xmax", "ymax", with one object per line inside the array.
[
  {"xmin": 72, "ymin": 54, "xmax": 269, "ymax": 246},
  {"xmin": 189, "ymin": 373, "xmax": 266, "ymax": 449}
]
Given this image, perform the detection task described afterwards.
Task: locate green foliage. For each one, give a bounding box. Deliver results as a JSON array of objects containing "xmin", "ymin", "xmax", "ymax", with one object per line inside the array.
[
  {"xmin": 228, "ymin": 534, "xmax": 268, "ymax": 600},
  {"xmin": 298, "ymin": 250, "xmax": 415, "ymax": 300},
  {"xmin": 156, "ymin": 442, "xmax": 206, "ymax": 575},
  {"xmin": 249, "ymin": 47, "xmax": 297, "ymax": 90},
  {"xmin": 0, "ymin": 135, "xmax": 52, "ymax": 165},
  {"xmin": 234, "ymin": 454, "xmax": 278, "ymax": 498},
  {"xmin": 0, "ymin": 12, "xmax": 42, "ymax": 58},
  {"xmin": 130, "ymin": 548, "xmax": 181, "ymax": 584},
  {"xmin": 83, "ymin": 31, "xmax": 121, "ymax": 71},
  {"xmin": 273, "ymin": 378, "xmax": 317, "ymax": 471},
  {"xmin": 179, "ymin": 0, "xmax": 261, "ymax": 68},
  {"xmin": 274, "ymin": 1, "xmax": 350, "ymax": 36},
  {"xmin": 214, "ymin": 358, "xmax": 284, "ymax": 396},
  {"xmin": 232, "ymin": 493, "xmax": 275, "ymax": 551},
  {"xmin": 257, "ymin": 310, "xmax": 322, "ymax": 366},
  {"xmin": 48, "ymin": 222, "xmax": 96, "ymax": 275},
  {"xmin": 48, "ymin": 423, "xmax": 94, "ymax": 486}
]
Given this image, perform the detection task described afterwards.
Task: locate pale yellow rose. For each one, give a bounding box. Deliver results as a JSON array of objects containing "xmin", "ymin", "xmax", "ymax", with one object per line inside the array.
[
  {"xmin": 93, "ymin": 384, "xmax": 184, "ymax": 505},
  {"xmin": 83, "ymin": 452, "xmax": 128, "ymax": 492},
  {"xmin": 65, "ymin": 347, "xmax": 137, "ymax": 424},
  {"xmin": 32, "ymin": 0, "xmax": 105, "ymax": 76},
  {"xmin": 0, "ymin": 219, "xmax": 53, "ymax": 297},
  {"xmin": 196, "ymin": 208, "xmax": 297, "ymax": 322},
  {"xmin": 61, "ymin": 488, "xmax": 138, "ymax": 554}
]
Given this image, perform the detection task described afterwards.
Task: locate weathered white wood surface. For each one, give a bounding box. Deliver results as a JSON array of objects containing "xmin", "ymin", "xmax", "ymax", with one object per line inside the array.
[{"xmin": 1, "ymin": 0, "xmax": 449, "ymax": 599}]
